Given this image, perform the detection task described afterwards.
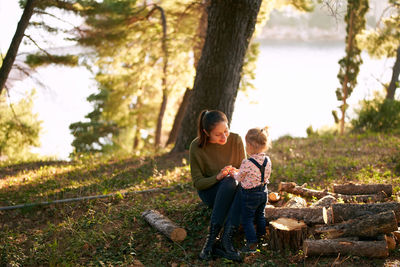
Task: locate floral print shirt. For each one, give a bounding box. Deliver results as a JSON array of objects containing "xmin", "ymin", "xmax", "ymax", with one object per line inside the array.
[{"xmin": 234, "ymin": 153, "xmax": 271, "ymax": 189}]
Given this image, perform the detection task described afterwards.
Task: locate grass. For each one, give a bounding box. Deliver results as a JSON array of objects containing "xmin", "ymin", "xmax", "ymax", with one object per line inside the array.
[{"xmin": 0, "ymin": 133, "xmax": 400, "ymax": 266}]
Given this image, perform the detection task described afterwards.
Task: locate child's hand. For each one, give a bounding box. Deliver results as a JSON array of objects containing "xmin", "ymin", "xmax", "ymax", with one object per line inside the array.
[
  {"xmin": 228, "ymin": 167, "xmax": 239, "ymax": 176},
  {"xmin": 217, "ymin": 166, "xmax": 232, "ymax": 180}
]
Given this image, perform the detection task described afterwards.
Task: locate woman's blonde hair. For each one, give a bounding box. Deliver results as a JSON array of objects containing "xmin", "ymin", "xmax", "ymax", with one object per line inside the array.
[{"xmin": 245, "ymin": 126, "xmax": 270, "ymax": 154}]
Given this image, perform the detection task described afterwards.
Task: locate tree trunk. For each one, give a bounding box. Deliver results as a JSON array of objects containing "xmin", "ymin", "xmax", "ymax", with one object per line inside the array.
[
  {"xmin": 173, "ymin": 0, "xmax": 262, "ymax": 152},
  {"xmin": 279, "ymin": 182, "xmax": 388, "ymax": 203},
  {"xmin": 141, "ymin": 209, "xmax": 187, "ymax": 242},
  {"xmin": 166, "ymin": 1, "xmax": 209, "ymax": 146},
  {"xmin": 386, "ymin": 44, "xmax": 400, "ymax": 100},
  {"xmin": 315, "ymin": 210, "xmax": 398, "ymax": 238},
  {"xmin": 269, "ymin": 218, "xmax": 307, "ymax": 252},
  {"xmin": 193, "ymin": 0, "xmax": 209, "ymax": 70},
  {"xmin": 333, "ymin": 183, "xmax": 392, "ymax": 197},
  {"xmin": 154, "ymin": 5, "xmax": 168, "ymax": 148},
  {"xmin": 329, "ymin": 202, "xmax": 400, "ymax": 224},
  {"xmin": 0, "ymin": 0, "xmax": 36, "ymax": 95},
  {"xmin": 284, "ymin": 196, "xmax": 307, "ymax": 208},
  {"xmin": 264, "ymin": 207, "xmax": 324, "ymax": 225},
  {"xmin": 166, "ymin": 88, "xmax": 193, "ymax": 145},
  {"xmin": 303, "ymin": 239, "xmax": 389, "ymax": 258}
]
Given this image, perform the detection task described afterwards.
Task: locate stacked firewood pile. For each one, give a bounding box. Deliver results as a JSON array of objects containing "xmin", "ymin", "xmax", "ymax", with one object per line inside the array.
[{"xmin": 266, "ymin": 182, "xmax": 400, "ymax": 258}]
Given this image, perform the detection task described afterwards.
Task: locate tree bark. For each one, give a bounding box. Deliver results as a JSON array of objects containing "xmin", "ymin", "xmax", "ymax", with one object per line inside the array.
[
  {"xmin": 315, "ymin": 210, "xmax": 398, "ymax": 238},
  {"xmin": 386, "ymin": 44, "xmax": 400, "ymax": 100},
  {"xmin": 329, "ymin": 202, "xmax": 400, "ymax": 224},
  {"xmin": 333, "ymin": 183, "xmax": 392, "ymax": 197},
  {"xmin": 166, "ymin": 1, "xmax": 209, "ymax": 146},
  {"xmin": 0, "ymin": 0, "xmax": 36, "ymax": 95},
  {"xmin": 264, "ymin": 207, "xmax": 324, "ymax": 225},
  {"xmin": 173, "ymin": 0, "xmax": 262, "ymax": 152},
  {"xmin": 154, "ymin": 5, "xmax": 168, "ymax": 147},
  {"xmin": 279, "ymin": 182, "xmax": 388, "ymax": 203},
  {"xmin": 269, "ymin": 218, "xmax": 307, "ymax": 252},
  {"xmin": 141, "ymin": 209, "xmax": 187, "ymax": 242},
  {"xmin": 303, "ymin": 239, "xmax": 389, "ymax": 258}
]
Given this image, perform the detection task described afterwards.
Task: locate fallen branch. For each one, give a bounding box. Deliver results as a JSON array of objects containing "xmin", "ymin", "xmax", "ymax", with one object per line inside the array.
[{"xmin": 0, "ymin": 184, "xmax": 190, "ymax": 211}]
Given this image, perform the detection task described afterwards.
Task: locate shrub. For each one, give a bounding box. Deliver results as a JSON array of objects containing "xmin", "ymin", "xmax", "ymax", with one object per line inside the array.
[{"xmin": 351, "ymin": 98, "xmax": 400, "ymax": 133}]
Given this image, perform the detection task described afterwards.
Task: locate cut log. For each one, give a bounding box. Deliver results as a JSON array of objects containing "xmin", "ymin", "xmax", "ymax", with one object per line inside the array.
[
  {"xmin": 315, "ymin": 210, "xmax": 398, "ymax": 238},
  {"xmin": 333, "ymin": 183, "xmax": 392, "ymax": 197},
  {"xmin": 284, "ymin": 196, "xmax": 307, "ymax": 208},
  {"xmin": 264, "ymin": 207, "xmax": 324, "ymax": 225},
  {"xmin": 310, "ymin": 195, "xmax": 337, "ymax": 209},
  {"xmin": 329, "ymin": 202, "xmax": 400, "ymax": 224},
  {"xmin": 385, "ymin": 234, "xmax": 396, "ymax": 250},
  {"xmin": 279, "ymin": 182, "xmax": 387, "ymax": 203},
  {"xmin": 279, "ymin": 182, "xmax": 329, "ymax": 199},
  {"xmin": 393, "ymin": 228, "xmax": 400, "ymax": 244},
  {"xmin": 268, "ymin": 192, "xmax": 280, "ymax": 203},
  {"xmin": 141, "ymin": 210, "xmax": 187, "ymax": 242},
  {"xmin": 269, "ymin": 218, "xmax": 307, "ymax": 251},
  {"xmin": 303, "ymin": 239, "xmax": 389, "ymax": 258}
]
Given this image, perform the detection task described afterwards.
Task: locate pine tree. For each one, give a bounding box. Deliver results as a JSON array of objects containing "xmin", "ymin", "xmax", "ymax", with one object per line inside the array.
[
  {"xmin": 334, "ymin": 0, "xmax": 369, "ymax": 135},
  {"xmin": 357, "ymin": 0, "xmax": 400, "ymax": 100}
]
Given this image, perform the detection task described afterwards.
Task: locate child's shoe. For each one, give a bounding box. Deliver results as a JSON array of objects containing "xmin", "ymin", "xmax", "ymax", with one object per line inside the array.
[{"xmin": 241, "ymin": 242, "xmax": 257, "ymax": 253}]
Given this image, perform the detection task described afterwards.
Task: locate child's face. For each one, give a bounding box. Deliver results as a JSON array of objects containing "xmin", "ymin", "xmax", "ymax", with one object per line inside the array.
[{"xmin": 207, "ymin": 121, "xmax": 229, "ymax": 145}]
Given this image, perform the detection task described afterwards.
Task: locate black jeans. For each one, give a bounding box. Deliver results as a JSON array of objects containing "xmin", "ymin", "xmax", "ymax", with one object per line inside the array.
[{"xmin": 198, "ymin": 177, "xmax": 241, "ymax": 227}]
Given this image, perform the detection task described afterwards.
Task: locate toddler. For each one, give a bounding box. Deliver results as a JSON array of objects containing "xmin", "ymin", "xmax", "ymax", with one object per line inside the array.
[{"xmin": 232, "ymin": 127, "xmax": 271, "ymax": 253}]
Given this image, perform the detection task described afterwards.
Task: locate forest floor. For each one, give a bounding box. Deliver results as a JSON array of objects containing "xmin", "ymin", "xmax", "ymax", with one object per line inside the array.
[{"xmin": 1, "ymin": 133, "xmax": 400, "ymax": 266}]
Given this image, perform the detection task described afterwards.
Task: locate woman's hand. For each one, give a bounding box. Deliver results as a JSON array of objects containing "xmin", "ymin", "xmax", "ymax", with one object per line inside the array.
[{"xmin": 216, "ymin": 165, "xmax": 236, "ymax": 180}]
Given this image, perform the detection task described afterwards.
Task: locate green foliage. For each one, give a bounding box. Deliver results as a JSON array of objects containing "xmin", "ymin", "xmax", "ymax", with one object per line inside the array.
[
  {"xmin": 351, "ymin": 98, "xmax": 400, "ymax": 133},
  {"xmin": 0, "ymin": 90, "xmax": 41, "ymax": 161},
  {"xmin": 357, "ymin": 0, "xmax": 400, "ymax": 59},
  {"xmin": 69, "ymin": 88, "xmax": 119, "ymax": 154},
  {"xmin": 25, "ymin": 53, "xmax": 78, "ymax": 68}
]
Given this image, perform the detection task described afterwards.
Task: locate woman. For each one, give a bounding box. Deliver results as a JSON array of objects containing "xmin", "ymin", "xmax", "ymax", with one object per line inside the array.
[{"xmin": 189, "ymin": 110, "xmax": 245, "ymax": 262}]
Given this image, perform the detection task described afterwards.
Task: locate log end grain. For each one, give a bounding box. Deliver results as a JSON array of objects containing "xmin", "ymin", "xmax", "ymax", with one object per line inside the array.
[
  {"xmin": 269, "ymin": 192, "xmax": 280, "ymax": 203},
  {"xmin": 385, "ymin": 234, "xmax": 396, "ymax": 250},
  {"xmin": 270, "ymin": 218, "xmax": 307, "ymax": 231},
  {"xmin": 171, "ymin": 228, "xmax": 187, "ymax": 242}
]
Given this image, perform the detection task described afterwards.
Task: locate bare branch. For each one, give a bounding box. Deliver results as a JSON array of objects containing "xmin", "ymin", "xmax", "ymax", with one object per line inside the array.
[{"xmin": 24, "ymin": 34, "xmax": 54, "ymax": 59}]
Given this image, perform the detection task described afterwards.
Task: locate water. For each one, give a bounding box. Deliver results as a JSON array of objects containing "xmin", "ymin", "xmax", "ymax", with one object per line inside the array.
[{"xmin": 231, "ymin": 40, "xmax": 395, "ymax": 140}]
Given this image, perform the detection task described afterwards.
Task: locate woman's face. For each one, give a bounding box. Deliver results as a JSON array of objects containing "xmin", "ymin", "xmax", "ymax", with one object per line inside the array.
[{"xmin": 206, "ymin": 121, "xmax": 230, "ymax": 145}]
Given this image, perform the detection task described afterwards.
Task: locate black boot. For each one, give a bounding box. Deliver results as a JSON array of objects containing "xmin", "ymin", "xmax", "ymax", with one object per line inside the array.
[
  {"xmin": 215, "ymin": 225, "xmax": 242, "ymax": 262},
  {"xmin": 199, "ymin": 223, "xmax": 222, "ymax": 261}
]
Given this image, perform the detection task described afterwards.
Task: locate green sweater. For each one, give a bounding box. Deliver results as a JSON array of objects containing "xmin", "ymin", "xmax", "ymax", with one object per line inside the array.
[{"xmin": 189, "ymin": 133, "xmax": 246, "ymax": 191}]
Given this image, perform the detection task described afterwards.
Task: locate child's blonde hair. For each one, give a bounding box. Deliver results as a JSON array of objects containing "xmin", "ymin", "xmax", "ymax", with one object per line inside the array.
[{"xmin": 245, "ymin": 126, "xmax": 270, "ymax": 154}]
